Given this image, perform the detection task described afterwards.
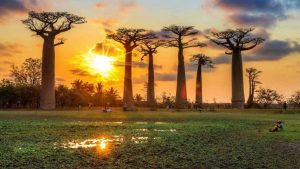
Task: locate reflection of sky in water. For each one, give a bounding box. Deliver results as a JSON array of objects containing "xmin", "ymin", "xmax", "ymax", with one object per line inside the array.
[
  {"xmin": 58, "ymin": 122, "xmax": 176, "ymax": 149},
  {"xmin": 60, "ymin": 135, "xmax": 163, "ymax": 149}
]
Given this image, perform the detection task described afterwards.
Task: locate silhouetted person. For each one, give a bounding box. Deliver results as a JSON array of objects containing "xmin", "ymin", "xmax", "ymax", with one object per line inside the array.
[{"xmin": 283, "ymin": 102, "xmax": 287, "ymax": 110}]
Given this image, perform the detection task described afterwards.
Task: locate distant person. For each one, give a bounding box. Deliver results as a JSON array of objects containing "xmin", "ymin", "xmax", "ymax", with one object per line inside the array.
[
  {"xmin": 269, "ymin": 121, "xmax": 284, "ymax": 132},
  {"xmin": 283, "ymin": 102, "xmax": 287, "ymax": 110}
]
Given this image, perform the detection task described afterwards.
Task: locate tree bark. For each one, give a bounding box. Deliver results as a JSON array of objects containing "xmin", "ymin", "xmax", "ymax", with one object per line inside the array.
[
  {"xmin": 40, "ymin": 37, "xmax": 56, "ymax": 110},
  {"xmin": 175, "ymin": 45, "xmax": 187, "ymax": 108},
  {"xmin": 231, "ymin": 49, "xmax": 245, "ymax": 108},
  {"xmin": 195, "ymin": 62, "xmax": 202, "ymax": 108},
  {"xmin": 147, "ymin": 53, "xmax": 155, "ymax": 107},
  {"xmin": 123, "ymin": 48, "xmax": 136, "ymax": 111},
  {"xmin": 246, "ymin": 79, "xmax": 255, "ymax": 108}
]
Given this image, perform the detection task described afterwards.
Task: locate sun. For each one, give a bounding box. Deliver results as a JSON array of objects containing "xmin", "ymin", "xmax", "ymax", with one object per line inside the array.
[
  {"xmin": 82, "ymin": 51, "xmax": 116, "ymax": 78},
  {"xmin": 89, "ymin": 55, "xmax": 115, "ymax": 77}
]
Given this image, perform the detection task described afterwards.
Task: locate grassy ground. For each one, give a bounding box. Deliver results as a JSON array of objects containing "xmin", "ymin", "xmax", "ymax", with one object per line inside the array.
[{"xmin": 0, "ymin": 109, "xmax": 299, "ymax": 169}]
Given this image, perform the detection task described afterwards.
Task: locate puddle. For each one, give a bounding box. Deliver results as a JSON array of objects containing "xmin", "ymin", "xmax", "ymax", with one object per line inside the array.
[
  {"xmin": 154, "ymin": 122, "xmax": 168, "ymax": 125},
  {"xmin": 112, "ymin": 122, "xmax": 123, "ymax": 124},
  {"xmin": 60, "ymin": 135, "xmax": 162, "ymax": 149},
  {"xmin": 154, "ymin": 129, "xmax": 177, "ymax": 132},
  {"xmin": 135, "ymin": 122, "xmax": 148, "ymax": 124},
  {"xmin": 134, "ymin": 128, "xmax": 177, "ymax": 132}
]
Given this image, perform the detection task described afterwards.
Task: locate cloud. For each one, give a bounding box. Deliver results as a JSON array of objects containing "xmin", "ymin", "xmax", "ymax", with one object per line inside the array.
[
  {"xmin": 91, "ymin": 18, "xmax": 118, "ymax": 28},
  {"xmin": 0, "ymin": 0, "xmax": 51, "ymax": 23},
  {"xmin": 0, "ymin": 61, "xmax": 14, "ymax": 65},
  {"xmin": 95, "ymin": 2, "xmax": 106, "ymax": 9},
  {"xmin": 156, "ymin": 73, "xmax": 193, "ymax": 81},
  {"xmin": 70, "ymin": 68, "xmax": 92, "ymax": 77},
  {"xmin": 212, "ymin": 40, "xmax": 300, "ymax": 64},
  {"xmin": 118, "ymin": 0, "xmax": 142, "ymax": 14},
  {"xmin": 114, "ymin": 61, "xmax": 163, "ymax": 69},
  {"xmin": 0, "ymin": 42, "xmax": 23, "ymax": 57},
  {"xmin": 56, "ymin": 77, "xmax": 65, "ymax": 82},
  {"xmin": 245, "ymin": 40, "xmax": 300, "ymax": 61},
  {"xmin": 92, "ymin": 42, "xmax": 118, "ymax": 57},
  {"xmin": 206, "ymin": 0, "xmax": 297, "ymax": 27}
]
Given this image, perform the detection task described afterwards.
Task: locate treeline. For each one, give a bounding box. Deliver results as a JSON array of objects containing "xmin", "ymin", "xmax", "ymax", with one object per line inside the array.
[{"xmin": 1, "ymin": 58, "xmax": 300, "ymax": 109}]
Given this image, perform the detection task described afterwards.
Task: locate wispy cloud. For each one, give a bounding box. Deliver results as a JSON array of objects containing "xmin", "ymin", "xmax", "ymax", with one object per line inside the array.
[{"xmin": 0, "ymin": 42, "xmax": 23, "ymax": 57}]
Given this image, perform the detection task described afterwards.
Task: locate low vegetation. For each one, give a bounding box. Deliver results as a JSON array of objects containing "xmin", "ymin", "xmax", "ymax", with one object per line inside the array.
[{"xmin": 0, "ymin": 110, "xmax": 299, "ymax": 168}]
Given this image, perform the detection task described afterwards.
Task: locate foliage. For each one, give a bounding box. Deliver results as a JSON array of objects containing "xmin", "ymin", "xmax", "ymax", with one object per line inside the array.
[
  {"xmin": 10, "ymin": 58, "xmax": 41, "ymax": 86},
  {"xmin": 288, "ymin": 91, "xmax": 300, "ymax": 108},
  {"xmin": 255, "ymin": 88, "xmax": 283, "ymax": 108}
]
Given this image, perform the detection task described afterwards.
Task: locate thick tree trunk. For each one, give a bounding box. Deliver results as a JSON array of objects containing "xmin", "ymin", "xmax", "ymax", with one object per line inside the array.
[
  {"xmin": 40, "ymin": 37, "xmax": 56, "ymax": 110},
  {"xmin": 175, "ymin": 46, "xmax": 187, "ymax": 108},
  {"xmin": 147, "ymin": 53, "xmax": 156, "ymax": 107},
  {"xmin": 195, "ymin": 62, "xmax": 203, "ymax": 108},
  {"xmin": 123, "ymin": 48, "xmax": 136, "ymax": 111},
  {"xmin": 231, "ymin": 50, "xmax": 245, "ymax": 108}
]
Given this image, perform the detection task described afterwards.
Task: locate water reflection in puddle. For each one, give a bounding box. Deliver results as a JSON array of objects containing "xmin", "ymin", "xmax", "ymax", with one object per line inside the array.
[
  {"xmin": 135, "ymin": 122, "xmax": 148, "ymax": 124},
  {"xmin": 61, "ymin": 135, "xmax": 163, "ymax": 149},
  {"xmin": 154, "ymin": 122, "xmax": 168, "ymax": 125},
  {"xmin": 134, "ymin": 128, "xmax": 177, "ymax": 132}
]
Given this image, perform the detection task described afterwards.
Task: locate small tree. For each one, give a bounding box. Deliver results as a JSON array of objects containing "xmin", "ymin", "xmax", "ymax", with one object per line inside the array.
[
  {"xmin": 162, "ymin": 25, "xmax": 206, "ymax": 108},
  {"xmin": 207, "ymin": 28, "xmax": 264, "ymax": 108},
  {"xmin": 245, "ymin": 67, "xmax": 262, "ymax": 108},
  {"xmin": 288, "ymin": 91, "xmax": 300, "ymax": 108},
  {"xmin": 107, "ymin": 28, "xmax": 156, "ymax": 110},
  {"xmin": 22, "ymin": 11, "xmax": 86, "ymax": 109},
  {"xmin": 10, "ymin": 58, "xmax": 42, "ymax": 86},
  {"xmin": 255, "ymin": 88, "xmax": 283, "ymax": 108},
  {"xmin": 190, "ymin": 54, "xmax": 214, "ymax": 108},
  {"xmin": 139, "ymin": 39, "xmax": 164, "ymax": 107}
]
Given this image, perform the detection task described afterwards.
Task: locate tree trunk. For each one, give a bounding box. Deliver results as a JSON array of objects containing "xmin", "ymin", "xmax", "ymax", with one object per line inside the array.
[
  {"xmin": 195, "ymin": 62, "xmax": 202, "ymax": 108},
  {"xmin": 175, "ymin": 45, "xmax": 187, "ymax": 108},
  {"xmin": 231, "ymin": 49, "xmax": 245, "ymax": 108},
  {"xmin": 123, "ymin": 48, "xmax": 136, "ymax": 111},
  {"xmin": 40, "ymin": 37, "xmax": 56, "ymax": 110},
  {"xmin": 147, "ymin": 53, "xmax": 156, "ymax": 107},
  {"xmin": 246, "ymin": 78, "xmax": 253, "ymax": 108}
]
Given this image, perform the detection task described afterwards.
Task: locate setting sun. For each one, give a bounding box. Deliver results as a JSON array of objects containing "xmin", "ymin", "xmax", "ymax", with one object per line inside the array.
[
  {"xmin": 80, "ymin": 50, "xmax": 116, "ymax": 78},
  {"xmin": 89, "ymin": 55, "xmax": 115, "ymax": 77}
]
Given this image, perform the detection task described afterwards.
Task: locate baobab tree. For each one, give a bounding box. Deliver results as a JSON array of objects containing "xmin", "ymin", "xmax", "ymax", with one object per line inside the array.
[
  {"xmin": 162, "ymin": 25, "xmax": 206, "ymax": 108},
  {"xmin": 22, "ymin": 11, "xmax": 86, "ymax": 109},
  {"xmin": 245, "ymin": 67, "xmax": 262, "ymax": 108},
  {"xmin": 107, "ymin": 28, "xmax": 156, "ymax": 110},
  {"xmin": 190, "ymin": 54, "xmax": 214, "ymax": 108},
  {"xmin": 139, "ymin": 39, "xmax": 164, "ymax": 107},
  {"xmin": 207, "ymin": 28, "xmax": 264, "ymax": 108}
]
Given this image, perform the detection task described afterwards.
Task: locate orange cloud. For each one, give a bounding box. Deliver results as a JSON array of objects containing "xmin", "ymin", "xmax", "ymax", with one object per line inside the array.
[{"xmin": 118, "ymin": 0, "xmax": 142, "ymax": 14}]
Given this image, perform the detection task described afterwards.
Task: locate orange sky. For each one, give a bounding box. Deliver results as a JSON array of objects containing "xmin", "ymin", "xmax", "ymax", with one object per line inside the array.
[{"xmin": 0, "ymin": 0, "xmax": 300, "ymax": 102}]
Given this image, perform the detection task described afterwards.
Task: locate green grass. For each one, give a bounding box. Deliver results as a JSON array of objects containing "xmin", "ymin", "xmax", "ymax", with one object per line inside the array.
[{"xmin": 0, "ymin": 109, "xmax": 299, "ymax": 169}]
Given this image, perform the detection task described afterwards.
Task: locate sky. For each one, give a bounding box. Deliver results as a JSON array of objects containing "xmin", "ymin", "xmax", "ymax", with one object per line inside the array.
[{"xmin": 0, "ymin": 0, "xmax": 300, "ymax": 103}]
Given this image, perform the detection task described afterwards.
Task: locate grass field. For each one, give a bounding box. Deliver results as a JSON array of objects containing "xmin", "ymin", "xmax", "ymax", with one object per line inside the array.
[{"xmin": 0, "ymin": 109, "xmax": 299, "ymax": 169}]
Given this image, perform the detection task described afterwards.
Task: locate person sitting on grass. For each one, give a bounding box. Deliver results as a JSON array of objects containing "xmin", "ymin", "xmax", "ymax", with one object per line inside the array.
[
  {"xmin": 269, "ymin": 121, "xmax": 284, "ymax": 132},
  {"xmin": 103, "ymin": 103, "xmax": 112, "ymax": 112}
]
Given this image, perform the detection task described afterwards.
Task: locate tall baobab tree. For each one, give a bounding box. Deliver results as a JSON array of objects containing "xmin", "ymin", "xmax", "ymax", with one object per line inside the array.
[
  {"xmin": 190, "ymin": 54, "xmax": 214, "ymax": 108},
  {"xmin": 246, "ymin": 67, "xmax": 262, "ymax": 108},
  {"xmin": 207, "ymin": 28, "xmax": 264, "ymax": 108},
  {"xmin": 22, "ymin": 11, "xmax": 86, "ymax": 109},
  {"xmin": 139, "ymin": 39, "xmax": 164, "ymax": 108},
  {"xmin": 107, "ymin": 28, "xmax": 156, "ymax": 110},
  {"xmin": 162, "ymin": 25, "xmax": 206, "ymax": 108}
]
